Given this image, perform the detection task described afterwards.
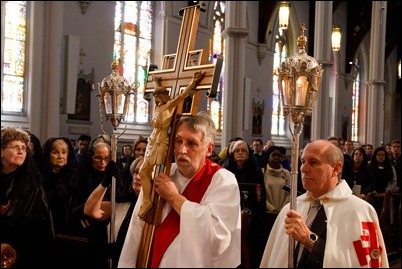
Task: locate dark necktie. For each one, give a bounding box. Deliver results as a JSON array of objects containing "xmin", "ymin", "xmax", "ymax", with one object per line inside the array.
[{"xmin": 296, "ymin": 199, "xmax": 321, "ymax": 266}]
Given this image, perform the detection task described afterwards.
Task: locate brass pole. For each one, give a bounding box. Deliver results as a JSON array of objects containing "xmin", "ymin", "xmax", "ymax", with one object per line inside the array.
[
  {"xmin": 288, "ymin": 122, "xmax": 302, "ymax": 268},
  {"xmin": 109, "ymin": 133, "xmax": 117, "ymax": 268}
]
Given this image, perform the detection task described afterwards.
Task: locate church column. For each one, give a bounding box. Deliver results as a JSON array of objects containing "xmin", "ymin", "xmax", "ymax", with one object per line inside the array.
[
  {"xmin": 42, "ymin": 1, "xmax": 64, "ymax": 139},
  {"xmin": 221, "ymin": 1, "xmax": 249, "ymax": 147},
  {"xmin": 29, "ymin": 2, "xmax": 46, "ymax": 137},
  {"xmin": 28, "ymin": 2, "xmax": 63, "ymax": 140},
  {"xmin": 366, "ymin": 1, "xmax": 387, "ymax": 146},
  {"xmin": 311, "ymin": 1, "xmax": 333, "ymax": 140}
]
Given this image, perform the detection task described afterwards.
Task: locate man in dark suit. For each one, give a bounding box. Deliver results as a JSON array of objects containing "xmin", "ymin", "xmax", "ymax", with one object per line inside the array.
[
  {"xmin": 327, "ymin": 136, "xmax": 354, "ymax": 188},
  {"xmin": 252, "ymin": 138, "xmax": 268, "ymax": 169}
]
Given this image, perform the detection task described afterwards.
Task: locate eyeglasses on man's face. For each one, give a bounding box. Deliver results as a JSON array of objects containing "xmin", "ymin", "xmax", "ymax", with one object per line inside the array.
[
  {"xmin": 93, "ymin": 156, "xmax": 110, "ymax": 162},
  {"xmin": 4, "ymin": 145, "xmax": 27, "ymax": 152}
]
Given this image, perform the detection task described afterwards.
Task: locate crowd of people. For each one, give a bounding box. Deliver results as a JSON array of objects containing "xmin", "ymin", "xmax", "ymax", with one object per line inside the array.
[
  {"xmin": 1, "ymin": 118, "xmax": 400, "ymax": 268},
  {"xmin": 1, "ymin": 129, "xmax": 148, "ymax": 268}
]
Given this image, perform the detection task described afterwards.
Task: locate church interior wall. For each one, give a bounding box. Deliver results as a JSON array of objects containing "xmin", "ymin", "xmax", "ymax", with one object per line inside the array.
[{"xmin": 60, "ymin": 1, "xmax": 116, "ymax": 142}]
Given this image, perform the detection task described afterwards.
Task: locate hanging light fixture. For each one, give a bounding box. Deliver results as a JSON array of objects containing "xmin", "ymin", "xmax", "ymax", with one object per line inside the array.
[
  {"xmin": 277, "ymin": 23, "xmax": 324, "ymax": 268},
  {"xmin": 331, "ymin": 25, "xmax": 342, "ymax": 51},
  {"xmin": 96, "ymin": 60, "xmax": 134, "ymax": 130},
  {"xmin": 279, "ymin": 1, "xmax": 290, "ymax": 30}
]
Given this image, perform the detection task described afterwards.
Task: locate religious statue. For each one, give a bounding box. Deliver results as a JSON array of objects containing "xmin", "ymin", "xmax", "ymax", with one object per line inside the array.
[
  {"xmin": 252, "ymin": 91, "xmax": 264, "ymax": 135},
  {"xmin": 138, "ymin": 71, "xmax": 206, "ymax": 222}
]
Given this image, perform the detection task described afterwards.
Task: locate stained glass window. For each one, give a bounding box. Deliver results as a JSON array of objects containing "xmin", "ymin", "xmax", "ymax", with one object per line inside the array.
[
  {"xmin": 351, "ymin": 58, "xmax": 360, "ymax": 142},
  {"xmin": 113, "ymin": 1, "xmax": 152, "ymax": 123},
  {"xmin": 207, "ymin": 1, "xmax": 225, "ymax": 131},
  {"xmin": 2, "ymin": 1, "xmax": 27, "ymax": 115},
  {"xmin": 271, "ymin": 29, "xmax": 287, "ymax": 135}
]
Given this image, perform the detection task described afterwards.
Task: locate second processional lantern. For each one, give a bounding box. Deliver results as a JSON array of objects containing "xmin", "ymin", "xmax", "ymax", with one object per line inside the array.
[{"xmin": 277, "ymin": 24, "xmax": 323, "ymax": 268}]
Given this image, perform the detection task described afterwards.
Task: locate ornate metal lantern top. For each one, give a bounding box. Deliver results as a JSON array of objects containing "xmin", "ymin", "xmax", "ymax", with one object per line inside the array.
[
  {"xmin": 98, "ymin": 60, "xmax": 133, "ymax": 130},
  {"xmin": 277, "ymin": 24, "xmax": 324, "ymax": 125}
]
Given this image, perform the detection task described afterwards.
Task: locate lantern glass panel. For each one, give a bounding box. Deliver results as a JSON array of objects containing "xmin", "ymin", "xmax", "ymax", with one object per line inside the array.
[
  {"xmin": 104, "ymin": 92, "xmax": 113, "ymax": 114},
  {"xmin": 117, "ymin": 93, "xmax": 126, "ymax": 114},
  {"xmin": 279, "ymin": 76, "xmax": 291, "ymax": 108},
  {"xmin": 295, "ymin": 76, "xmax": 308, "ymax": 106}
]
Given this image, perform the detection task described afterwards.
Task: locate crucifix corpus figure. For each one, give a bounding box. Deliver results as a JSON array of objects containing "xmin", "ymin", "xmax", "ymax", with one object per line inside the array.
[{"xmin": 138, "ymin": 71, "xmax": 206, "ymax": 221}]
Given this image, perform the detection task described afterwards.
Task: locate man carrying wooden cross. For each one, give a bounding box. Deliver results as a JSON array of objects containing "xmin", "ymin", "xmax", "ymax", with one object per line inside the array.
[
  {"xmin": 119, "ymin": 3, "xmax": 238, "ymax": 267},
  {"xmin": 118, "ymin": 110, "xmax": 242, "ymax": 268}
]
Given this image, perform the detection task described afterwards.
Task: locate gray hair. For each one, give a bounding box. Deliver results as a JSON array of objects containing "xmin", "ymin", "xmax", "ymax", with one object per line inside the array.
[
  {"xmin": 130, "ymin": 156, "xmax": 144, "ymax": 176},
  {"xmin": 177, "ymin": 111, "xmax": 216, "ymax": 145},
  {"xmin": 325, "ymin": 141, "xmax": 344, "ymax": 166},
  {"xmin": 229, "ymin": 140, "xmax": 249, "ymax": 155}
]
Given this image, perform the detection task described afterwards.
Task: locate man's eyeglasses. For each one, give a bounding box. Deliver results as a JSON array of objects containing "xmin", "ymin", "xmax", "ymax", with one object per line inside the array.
[
  {"xmin": 94, "ymin": 156, "xmax": 110, "ymax": 162},
  {"xmin": 4, "ymin": 145, "xmax": 27, "ymax": 152}
]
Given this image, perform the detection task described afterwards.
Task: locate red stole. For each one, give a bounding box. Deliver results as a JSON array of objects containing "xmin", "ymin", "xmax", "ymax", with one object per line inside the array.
[{"xmin": 150, "ymin": 159, "xmax": 221, "ymax": 268}]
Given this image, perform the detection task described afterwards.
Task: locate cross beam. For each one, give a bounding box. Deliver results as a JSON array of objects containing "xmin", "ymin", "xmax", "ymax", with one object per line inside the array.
[{"xmin": 145, "ymin": 3, "xmax": 222, "ymax": 115}]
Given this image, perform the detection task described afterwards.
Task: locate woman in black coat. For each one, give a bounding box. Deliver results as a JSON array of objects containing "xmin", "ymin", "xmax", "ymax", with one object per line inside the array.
[
  {"xmin": 1, "ymin": 127, "xmax": 54, "ymax": 268},
  {"xmin": 221, "ymin": 139, "xmax": 266, "ymax": 268}
]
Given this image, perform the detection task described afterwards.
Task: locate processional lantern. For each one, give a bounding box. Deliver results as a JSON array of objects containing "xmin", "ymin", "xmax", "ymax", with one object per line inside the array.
[
  {"xmin": 277, "ymin": 23, "xmax": 323, "ymax": 268},
  {"xmin": 278, "ymin": 24, "xmax": 323, "ymax": 126},
  {"xmin": 92, "ymin": 60, "xmax": 138, "ymax": 267},
  {"xmin": 97, "ymin": 60, "xmax": 134, "ymax": 130}
]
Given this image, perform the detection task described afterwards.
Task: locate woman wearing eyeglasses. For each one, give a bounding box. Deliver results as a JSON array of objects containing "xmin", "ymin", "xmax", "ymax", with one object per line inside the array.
[
  {"xmin": 84, "ymin": 156, "xmax": 144, "ymax": 268},
  {"xmin": 1, "ymin": 127, "xmax": 54, "ymax": 268},
  {"xmin": 69, "ymin": 134, "xmax": 120, "ymax": 268}
]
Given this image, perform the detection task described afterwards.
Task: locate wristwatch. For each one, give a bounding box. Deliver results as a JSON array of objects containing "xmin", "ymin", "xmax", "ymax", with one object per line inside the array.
[{"xmin": 306, "ymin": 232, "xmax": 318, "ymax": 249}]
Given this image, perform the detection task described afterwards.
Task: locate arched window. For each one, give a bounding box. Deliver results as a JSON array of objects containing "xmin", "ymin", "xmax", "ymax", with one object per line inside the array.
[
  {"xmin": 1, "ymin": 1, "xmax": 28, "ymax": 115},
  {"xmin": 207, "ymin": 1, "xmax": 225, "ymax": 131},
  {"xmin": 113, "ymin": 1, "xmax": 153, "ymax": 124},
  {"xmin": 351, "ymin": 58, "xmax": 360, "ymax": 142},
  {"xmin": 271, "ymin": 29, "xmax": 287, "ymax": 136}
]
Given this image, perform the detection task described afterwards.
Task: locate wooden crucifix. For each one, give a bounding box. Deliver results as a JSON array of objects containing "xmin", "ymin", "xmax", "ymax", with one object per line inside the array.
[
  {"xmin": 136, "ymin": 3, "xmax": 223, "ymax": 268},
  {"xmin": 144, "ymin": 4, "xmax": 222, "ymax": 113}
]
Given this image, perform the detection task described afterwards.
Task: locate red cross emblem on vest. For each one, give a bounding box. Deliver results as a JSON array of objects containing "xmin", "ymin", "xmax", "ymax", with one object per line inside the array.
[{"xmin": 353, "ymin": 221, "xmax": 384, "ymax": 268}]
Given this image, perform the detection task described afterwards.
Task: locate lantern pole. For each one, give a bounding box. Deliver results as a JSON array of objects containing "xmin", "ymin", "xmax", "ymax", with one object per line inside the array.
[
  {"xmin": 277, "ymin": 24, "xmax": 323, "ymax": 268},
  {"xmin": 92, "ymin": 60, "xmax": 139, "ymax": 267}
]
